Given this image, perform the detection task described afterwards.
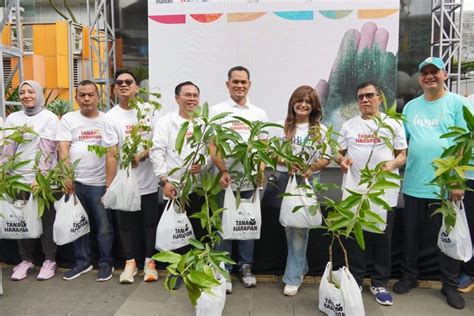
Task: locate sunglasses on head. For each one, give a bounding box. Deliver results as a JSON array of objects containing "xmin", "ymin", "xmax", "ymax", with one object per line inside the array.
[
  {"xmin": 115, "ymin": 79, "xmax": 134, "ymax": 86},
  {"xmin": 357, "ymin": 93, "xmax": 378, "ymax": 101}
]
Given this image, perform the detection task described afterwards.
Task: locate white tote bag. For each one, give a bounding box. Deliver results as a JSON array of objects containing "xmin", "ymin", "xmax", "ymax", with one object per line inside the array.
[
  {"xmin": 221, "ymin": 187, "xmax": 261, "ymax": 240},
  {"xmin": 195, "ymin": 263, "xmax": 227, "ymax": 316},
  {"xmin": 438, "ymin": 200, "xmax": 473, "ymax": 262},
  {"xmin": 319, "ymin": 262, "xmax": 365, "ymax": 316},
  {"xmin": 103, "ymin": 166, "xmax": 141, "ymax": 212},
  {"xmin": 53, "ymin": 194, "xmax": 90, "ymax": 246},
  {"xmin": 0, "ymin": 195, "xmax": 42, "ymax": 239},
  {"xmin": 279, "ymin": 176, "xmax": 322, "ymax": 228},
  {"xmin": 155, "ymin": 199, "xmax": 195, "ymax": 251}
]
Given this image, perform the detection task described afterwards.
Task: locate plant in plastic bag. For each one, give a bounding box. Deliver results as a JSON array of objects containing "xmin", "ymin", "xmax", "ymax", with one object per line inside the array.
[
  {"xmin": 154, "ymin": 102, "xmax": 237, "ymax": 305},
  {"xmin": 431, "ymin": 106, "xmax": 474, "ymax": 233}
]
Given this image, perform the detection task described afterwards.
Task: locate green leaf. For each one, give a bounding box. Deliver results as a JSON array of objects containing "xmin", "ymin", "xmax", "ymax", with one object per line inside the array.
[
  {"xmin": 354, "ymin": 222, "xmax": 365, "ymax": 250},
  {"xmin": 175, "ymin": 121, "xmax": 190, "ymax": 155},
  {"xmin": 183, "ymin": 276, "xmax": 202, "ymax": 306},
  {"xmin": 152, "ymin": 251, "xmax": 182, "ymax": 263},
  {"xmin": 187, "ymin": 270, "xmax": 221, "ymax": 288},
  {"xmin": 188, "ymin": 238, "xmax": 205, "ymax": 250},
  {"xmin": 371, "ymin": 179, "xmax": 399, "ymax": 190}
]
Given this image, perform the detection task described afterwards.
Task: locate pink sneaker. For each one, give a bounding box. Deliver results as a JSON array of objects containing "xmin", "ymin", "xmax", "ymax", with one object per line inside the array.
[
  {"xmin": 37, "ymin": 260, "xmax": 57, "ymax": 281},
  {"xmin": 11, "ymin": 260, "xmax": 34, "ymax": 281}
]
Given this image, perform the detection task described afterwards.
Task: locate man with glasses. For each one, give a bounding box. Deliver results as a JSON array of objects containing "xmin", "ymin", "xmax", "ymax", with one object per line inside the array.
[
  {"xmin": 394, "ymin": 57, "xmax": 471, "ymax": 309},
  {"xmin": 337, "ymin": 82, "xmax": 407, "ymax": 306},
  {"xmin": 102, "ymin": 70, "xmax": 160, "ymax": 284},
  {"xmin": 150, "ymin": 81, "xmax": 208, "ymax": 289}
]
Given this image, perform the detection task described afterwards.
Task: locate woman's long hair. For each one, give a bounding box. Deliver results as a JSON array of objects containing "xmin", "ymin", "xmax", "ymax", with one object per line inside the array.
[{"xmin": 284, "ymin": 85, "xmax": 322, "ymax": 140}]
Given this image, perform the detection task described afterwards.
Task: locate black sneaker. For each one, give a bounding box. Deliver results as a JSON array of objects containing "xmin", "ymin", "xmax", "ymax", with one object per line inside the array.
[
  {"xmin": 441, "ymin": 284, "xmax": 465, "ymax": 309},
  {"xmin": 393, "ymin": 278, "xmax": 418, "ymax": 294},
  {"xmin": 63, "ymin": 264, "xmax": 93, "ymax": 281},
  {"xmin": 97, "ymin": 265, "xmax": 114, "ymax": 282}
]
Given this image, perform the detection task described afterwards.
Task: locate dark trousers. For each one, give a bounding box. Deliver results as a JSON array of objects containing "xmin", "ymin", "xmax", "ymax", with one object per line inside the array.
[
  {"xmin": 402, "ymin": 194, "xmax": 460, "ymax": 287},
  {"xmin": 345, "ymin": 208, "xmax": 395, "ymax": 287},
  {"xmin": 115, "ymin": 192, "xmax": 159, "ymax": 260},
  {"xmin": 17, "ymin": 192, "xmax": 58, "ymax": 262},
  {"xmin": 461, "ymin": 179, "xmax": 474, "ymax": 276}
]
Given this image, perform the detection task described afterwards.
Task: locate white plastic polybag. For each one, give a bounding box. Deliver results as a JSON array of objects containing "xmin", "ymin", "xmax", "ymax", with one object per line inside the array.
[
  {"xmin": 195, "ymin": 263, "xmax": 227, "ymax": 316},
  {"xmin": 53, "ymin": 194, "xmax": 90, "ymax": 246},
  {"xmin": 319, "ymin": 262, "xmax": 365, "ymax": 316},
  {"xmin": 279, "ymin": 176, "xmax": 322, "ymax": 228},
  {"xmin": 221, "ymin": 187, "xmax": 261, "ymax": 240},
  {"xmin": 0, "ymin": 195, "xmax": 42, "ymax": 239},
  {"xmin": 155, "ymin": 199, "xmax": 195, "ymax": 251},
  {"xmin": 103, "ymin": 166, "xmax": 141, "ymax": 211},
  {"xmin": 438, "ymin": 200, "xmax": 473, "ymax": 262}
]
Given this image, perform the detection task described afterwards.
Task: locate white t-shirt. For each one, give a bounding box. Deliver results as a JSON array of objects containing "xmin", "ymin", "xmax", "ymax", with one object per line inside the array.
[
  {"xmin": 338, "ymin": 113, "xmax": 407, "ymax": 206},
  {"xmin": 210, "ymin": 98, "xmax": 268, "ymax": 191},
  {"xmin": 102, "ymin": 103, "xmax": 159, "ymax": 195},
  {"xmin": 271, "ymin": 121, "xmax": 331, "ymax": 173},
  {"xmin": 4, "ymin": 110, "xmax": 59, "ymax": 184},
  {"xmin": 56, "ymin": 110, "xmax": 106, "ymax": 186}
]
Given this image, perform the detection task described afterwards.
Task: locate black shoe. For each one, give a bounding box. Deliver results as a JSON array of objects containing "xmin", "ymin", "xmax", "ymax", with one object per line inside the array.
[
  {"xmin": 393, "ymin": 278, "xmax": 418, "ymax": 294},
  {"xmin": 63, "ymin": 264, "xmax": 93, "ymax": 281},
  {"xmin": 441, "ymin": 284, "xmax": 465, "ymax": 309},
  {"xmin": 97, "ymin": 265, "xmax": 114, "ymax": 282},
  {"xmin": 167, "ymin": 275, "xmax": 183, "ymax": 290}
]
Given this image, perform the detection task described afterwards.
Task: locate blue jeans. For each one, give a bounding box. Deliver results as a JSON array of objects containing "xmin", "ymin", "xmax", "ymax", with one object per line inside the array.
[
  {"xmin": 271, "ymin": 171, "xmax": 318, "ymax": 286},
  {"xmin": 215, "ymin": 189, "xmax": 255, "ymax": 272},
  {"xmin": 73, "ymin": 182, "xmax": 114, "ymax": 268},
  {"xmin": 283, "ymin": 227, "xmax": 309, "ymax": 286}
]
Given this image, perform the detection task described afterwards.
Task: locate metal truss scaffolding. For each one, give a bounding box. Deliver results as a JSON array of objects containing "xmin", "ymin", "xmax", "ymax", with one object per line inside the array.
[
  {"xmin": 431, "ymin": 0, "xmax": 464, "ymax": 92},
  {"xmin": 87, "ymin": 0, "xmax": 116, "ymax": 110},
  {"xmin": 0, "ymin": 0, "xmax": 23, "ymax": 119}
]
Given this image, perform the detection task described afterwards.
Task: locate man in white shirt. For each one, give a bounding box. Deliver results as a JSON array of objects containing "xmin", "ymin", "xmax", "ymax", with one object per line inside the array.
[
  {"xmin": 210, "ymin": 66, "xmax": 268, "ymax": 293},
  {"xmin": 102, "ymin": 70, "xmax": 159, "ymax": 284},
  {"xmin": 337, "ymin": 82, "xmax": 407, "ymax": 306},
  {"xmin": 150, "ymin": 81, "xmax": 207, "ymax": 289},
  {"xmin": 57, "ymin": 80, "xmax": 114, "ymax": 282}
]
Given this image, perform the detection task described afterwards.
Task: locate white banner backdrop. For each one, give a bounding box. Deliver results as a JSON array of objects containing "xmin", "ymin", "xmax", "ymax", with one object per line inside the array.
[{"xmin": 148, "ymin": 0, "xmax": 399, "ymax": 129}]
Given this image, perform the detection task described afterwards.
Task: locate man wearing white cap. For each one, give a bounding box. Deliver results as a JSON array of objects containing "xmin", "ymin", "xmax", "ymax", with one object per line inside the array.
[{"xmin": 394, "ymin": 57, "xmax": 472, "ymax": 309}]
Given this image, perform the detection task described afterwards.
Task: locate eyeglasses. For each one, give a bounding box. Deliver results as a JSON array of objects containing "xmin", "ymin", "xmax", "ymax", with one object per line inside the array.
[
  {"xmin": 115, "ymin": 79, "xmax": 134, "ymax": 86},
  {"xmin": 357, "ymin": 93, "xmax": 378, "ymax": 101}
]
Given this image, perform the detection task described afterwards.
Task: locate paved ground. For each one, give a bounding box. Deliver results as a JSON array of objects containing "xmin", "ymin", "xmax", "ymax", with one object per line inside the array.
[{"xmin": 1, "ymin": 264, "xmax": 473, "ymax": 315}]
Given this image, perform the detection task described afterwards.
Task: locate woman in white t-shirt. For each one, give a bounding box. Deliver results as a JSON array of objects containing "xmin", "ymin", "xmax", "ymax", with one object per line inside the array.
[
  {"xmin": 271, "ymin": 85, "xmax": 330, "ymax": 296},
  {"xmin": 2, "ymin": 80, "xmax": 60, "ymax": 281}
]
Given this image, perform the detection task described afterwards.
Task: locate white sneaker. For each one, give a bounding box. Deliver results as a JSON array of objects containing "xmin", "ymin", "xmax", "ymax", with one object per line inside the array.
[
  {"xmin": 143, "ymin": 258, "xmax": 158, "ymax": 282},
  {"xmin": 240, "ymin": 264, "xmax": 257, "ymax": 288},
  {"xmin": 225, "ymin": 280, "xmax": 233, "ymax": 294},
  {"xmin": 119, "ymin": 259, "xmax": 137, "ymax": 284},
  {"xmin": 283, "ymin": 284, "xmax": 300, "ymax": 296}
]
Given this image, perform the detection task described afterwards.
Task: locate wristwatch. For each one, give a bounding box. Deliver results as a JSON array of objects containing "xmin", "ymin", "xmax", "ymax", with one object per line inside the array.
[{"xmin": 159, "ymin": 178, "xmax": 169, "ymax": 187}]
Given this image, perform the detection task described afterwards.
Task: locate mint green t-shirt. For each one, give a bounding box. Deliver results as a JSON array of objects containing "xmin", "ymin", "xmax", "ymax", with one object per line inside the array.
[{"xmin": 402, "ymin": 92, "xmax": 469, "ymax": 199}]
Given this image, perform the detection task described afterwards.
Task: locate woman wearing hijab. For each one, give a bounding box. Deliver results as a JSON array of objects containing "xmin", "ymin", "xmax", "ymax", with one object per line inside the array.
[{"xmin": 2, "ymin": 80, "xmax": 60, "ymax": 281}]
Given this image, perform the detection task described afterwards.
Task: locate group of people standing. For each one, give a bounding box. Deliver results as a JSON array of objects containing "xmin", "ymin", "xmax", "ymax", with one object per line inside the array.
[{"xmin": 1, "ymin": 57, "xmax": 473, "ymax": 311}]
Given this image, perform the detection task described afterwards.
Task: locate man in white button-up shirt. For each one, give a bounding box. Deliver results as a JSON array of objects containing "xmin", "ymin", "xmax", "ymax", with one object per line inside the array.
[
  {"xmin": 210, "ymin": 66, "xmax": 268, "ymax": 294},
  {"xmin": 150, "ymin": 81, "xmax": 207, "ymax": 232}
]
